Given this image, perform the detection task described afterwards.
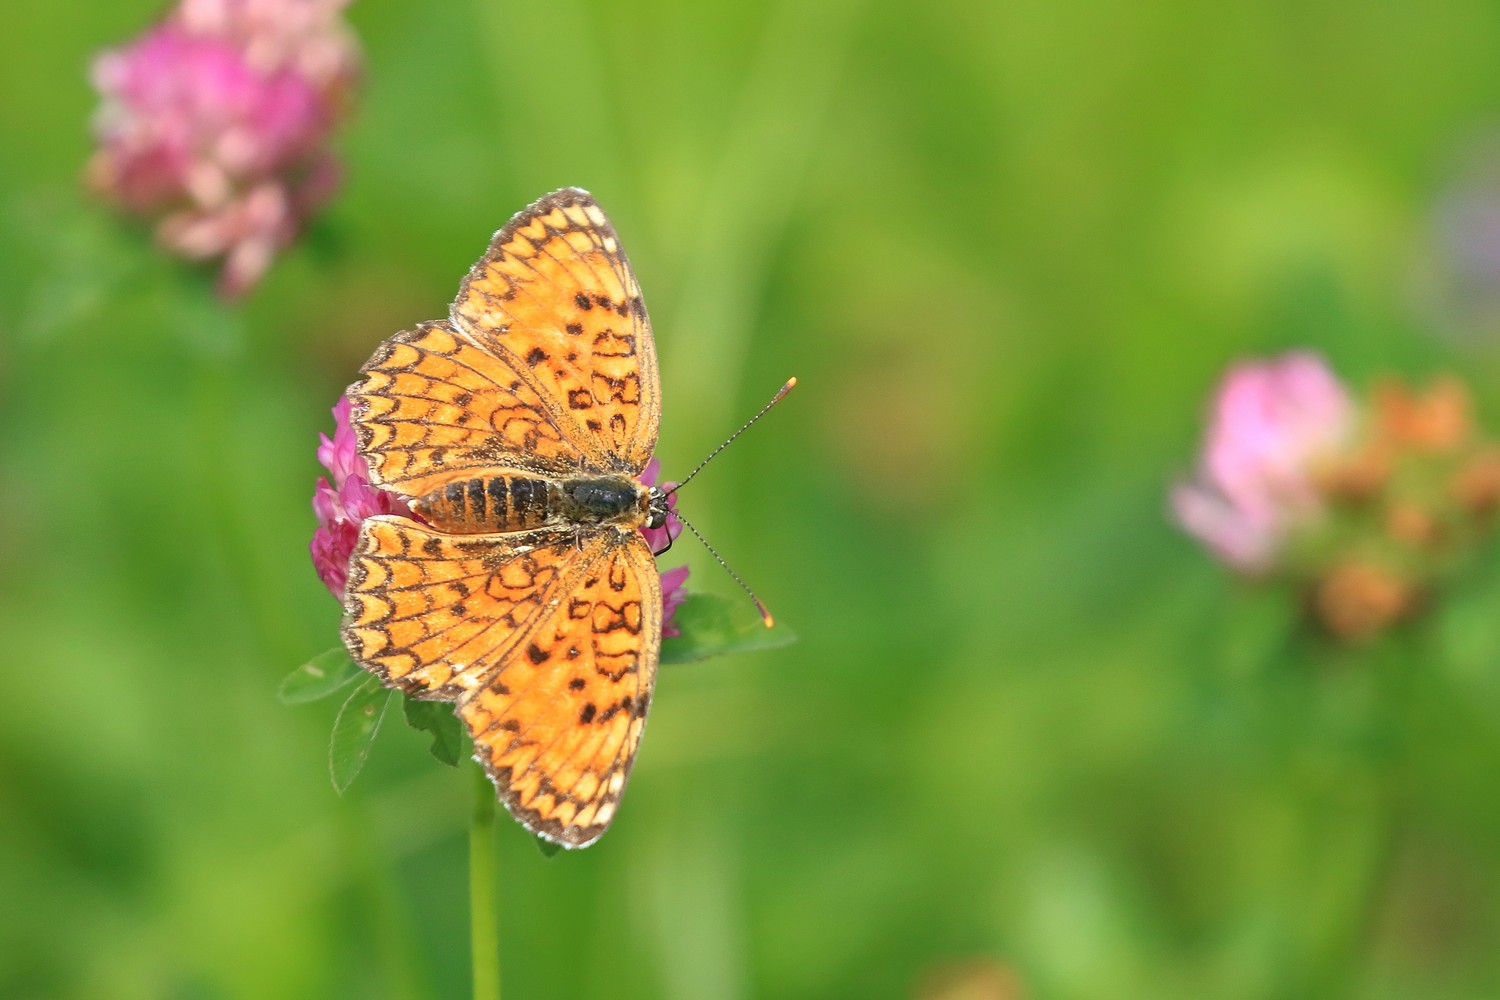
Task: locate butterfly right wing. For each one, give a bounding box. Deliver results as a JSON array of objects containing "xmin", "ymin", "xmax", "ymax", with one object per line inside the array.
[
  {"xmin": 341, "ymin": 516, "xmax": 581, "ymax": 698},
  {"xmin": 461, "ymin": 528, "xmax": 661, "ymax": 848},
  {"xmin": 348, "ymin": 320, "xmax": 588, "ymax": 500},
  {"xmin": 341, "ymin": 516, "xmax": 662, "ymax": 848}
]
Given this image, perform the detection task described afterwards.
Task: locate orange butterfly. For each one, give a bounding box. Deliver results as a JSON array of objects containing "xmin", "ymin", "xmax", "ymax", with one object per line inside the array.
[{"xmin": 340, "ymin": 189, "xmax": 668, "ymax": 848}]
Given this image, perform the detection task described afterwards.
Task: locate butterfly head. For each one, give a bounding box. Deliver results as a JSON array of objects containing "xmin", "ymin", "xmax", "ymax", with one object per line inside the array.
[{"xmin": 643, "ymin": 485, "xmax": 670, "ymax": 531}]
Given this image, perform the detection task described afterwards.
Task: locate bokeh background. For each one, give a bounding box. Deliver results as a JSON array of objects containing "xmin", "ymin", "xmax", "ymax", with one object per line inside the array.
[{"xmin": 6, "ymin": 1, "xmax": 1500, "ymax": 998}]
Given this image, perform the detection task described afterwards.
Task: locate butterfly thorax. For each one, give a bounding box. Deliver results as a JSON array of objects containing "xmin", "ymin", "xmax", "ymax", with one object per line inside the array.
[{"xmin": 412, "ymin": 473, "xmax": 653, "ymax": 534}]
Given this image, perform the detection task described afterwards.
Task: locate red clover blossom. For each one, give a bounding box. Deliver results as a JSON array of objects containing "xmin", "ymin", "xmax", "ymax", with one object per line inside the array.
[
  {"xmin": 1170, "ymin": 352, "xmax": 1354, "ymax": 575},
  {"xmin": 1173, "ymin": 352, "xmax": 1500, "ymax": 643},
  {"xmin": 87, "ymin": 0, "xmax": 359, "ymax": 297}
]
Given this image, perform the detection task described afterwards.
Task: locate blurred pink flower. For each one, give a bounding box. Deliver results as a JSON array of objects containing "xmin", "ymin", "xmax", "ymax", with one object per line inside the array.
[
  {"xmin": 659, "ymin": 565, "xmax": 691, "ymax": 639},
  {"xmin": 88, "ymin": 0, "xmax": 358, "ymax": 297},
  {"xmin": 1170, "ymin": 352, "xmax": 1355, "ymax": 574},
  {"xmin": 310, "ymin": 402, "xmax": 691, "ymax": 636}
]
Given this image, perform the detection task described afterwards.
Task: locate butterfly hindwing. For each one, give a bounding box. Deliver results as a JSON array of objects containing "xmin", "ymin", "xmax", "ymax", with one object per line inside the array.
[
  {"xmin": 348, "ymin": 320, "xmax": 583, "ymax": 498},
  {"xmin": 342, "ymin": 517, "xmax": 583, "ymax": 699}
]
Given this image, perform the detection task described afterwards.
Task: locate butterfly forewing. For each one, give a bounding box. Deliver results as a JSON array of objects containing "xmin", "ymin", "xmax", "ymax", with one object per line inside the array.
[
  {"xmin": 460, "ymin": 531, "xmax": 660, "ymax": 847},
  {"xmin": 451, "ymin": 187, "xmax": 660, "ymax": 474}
]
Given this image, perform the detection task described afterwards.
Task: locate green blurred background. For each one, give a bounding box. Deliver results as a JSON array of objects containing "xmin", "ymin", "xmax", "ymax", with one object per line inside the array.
[{"xmin": 6, "ymin": 1, "xmax": 1500, "ymax": 997}]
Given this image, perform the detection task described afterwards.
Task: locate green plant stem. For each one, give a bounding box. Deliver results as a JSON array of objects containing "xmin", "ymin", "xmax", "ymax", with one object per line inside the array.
[{"xmin": 470, "ymin": 763, "xmax": 501, "ymax": 1000}]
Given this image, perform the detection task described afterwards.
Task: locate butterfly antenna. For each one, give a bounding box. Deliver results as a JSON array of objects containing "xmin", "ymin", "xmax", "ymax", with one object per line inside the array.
[
  {"xmin": 666, "ymin": 377, "xmax": 797, "ymax": 496},
  {"xmin": 673, "ymin": 510, "xmax": 775, "ymax": 628}
]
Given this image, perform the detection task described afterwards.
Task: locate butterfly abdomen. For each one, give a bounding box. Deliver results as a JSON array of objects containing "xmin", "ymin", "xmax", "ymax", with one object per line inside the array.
[{"xmin": 414, "ymin": 474, "xmax": 646, "ymax": 534}]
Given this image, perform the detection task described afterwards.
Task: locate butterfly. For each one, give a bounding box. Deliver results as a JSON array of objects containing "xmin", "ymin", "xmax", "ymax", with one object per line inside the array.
[{"xmin": 340, "ymin": 188, "xmax": 667, "ymax": 848}]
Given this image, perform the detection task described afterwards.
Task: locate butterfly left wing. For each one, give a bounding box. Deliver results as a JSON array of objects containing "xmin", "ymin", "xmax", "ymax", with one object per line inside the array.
[
  {"xmin": 342, "ymin": 514, "xmax": 662, "ymax": 848},
  {"xmin": 450, "ymin": 187, "xmax": 660, "ymax": 475},
  {"xmin": 349, "ymin": 320, "xmax": 585, "ymax": 500}
]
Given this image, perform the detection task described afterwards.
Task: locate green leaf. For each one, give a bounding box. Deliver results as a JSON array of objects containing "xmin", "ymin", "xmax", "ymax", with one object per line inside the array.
[
  {"xmin": 534, "ymin": 835, "xmax": 563, "ymax": 858},
  {"xmin": 660, "ymin": 592, "xmax": 796, "ymax": 665},
  {"xmin": 279, "ymin": 647, "xmax": 363, "ymax": 704},
  {"xmin": 402, "ymin": 697, "xmax": 465, "ymax": 767},
  {"xmin": 329, "ymin": 675, "xmax": 394, "ymax": 794}
]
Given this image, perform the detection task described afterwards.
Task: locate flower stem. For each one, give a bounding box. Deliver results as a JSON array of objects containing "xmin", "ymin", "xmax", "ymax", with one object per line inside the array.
[{"xmin": 470, "ymin": 762, "xmax": 501, "ymax": 1000}]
